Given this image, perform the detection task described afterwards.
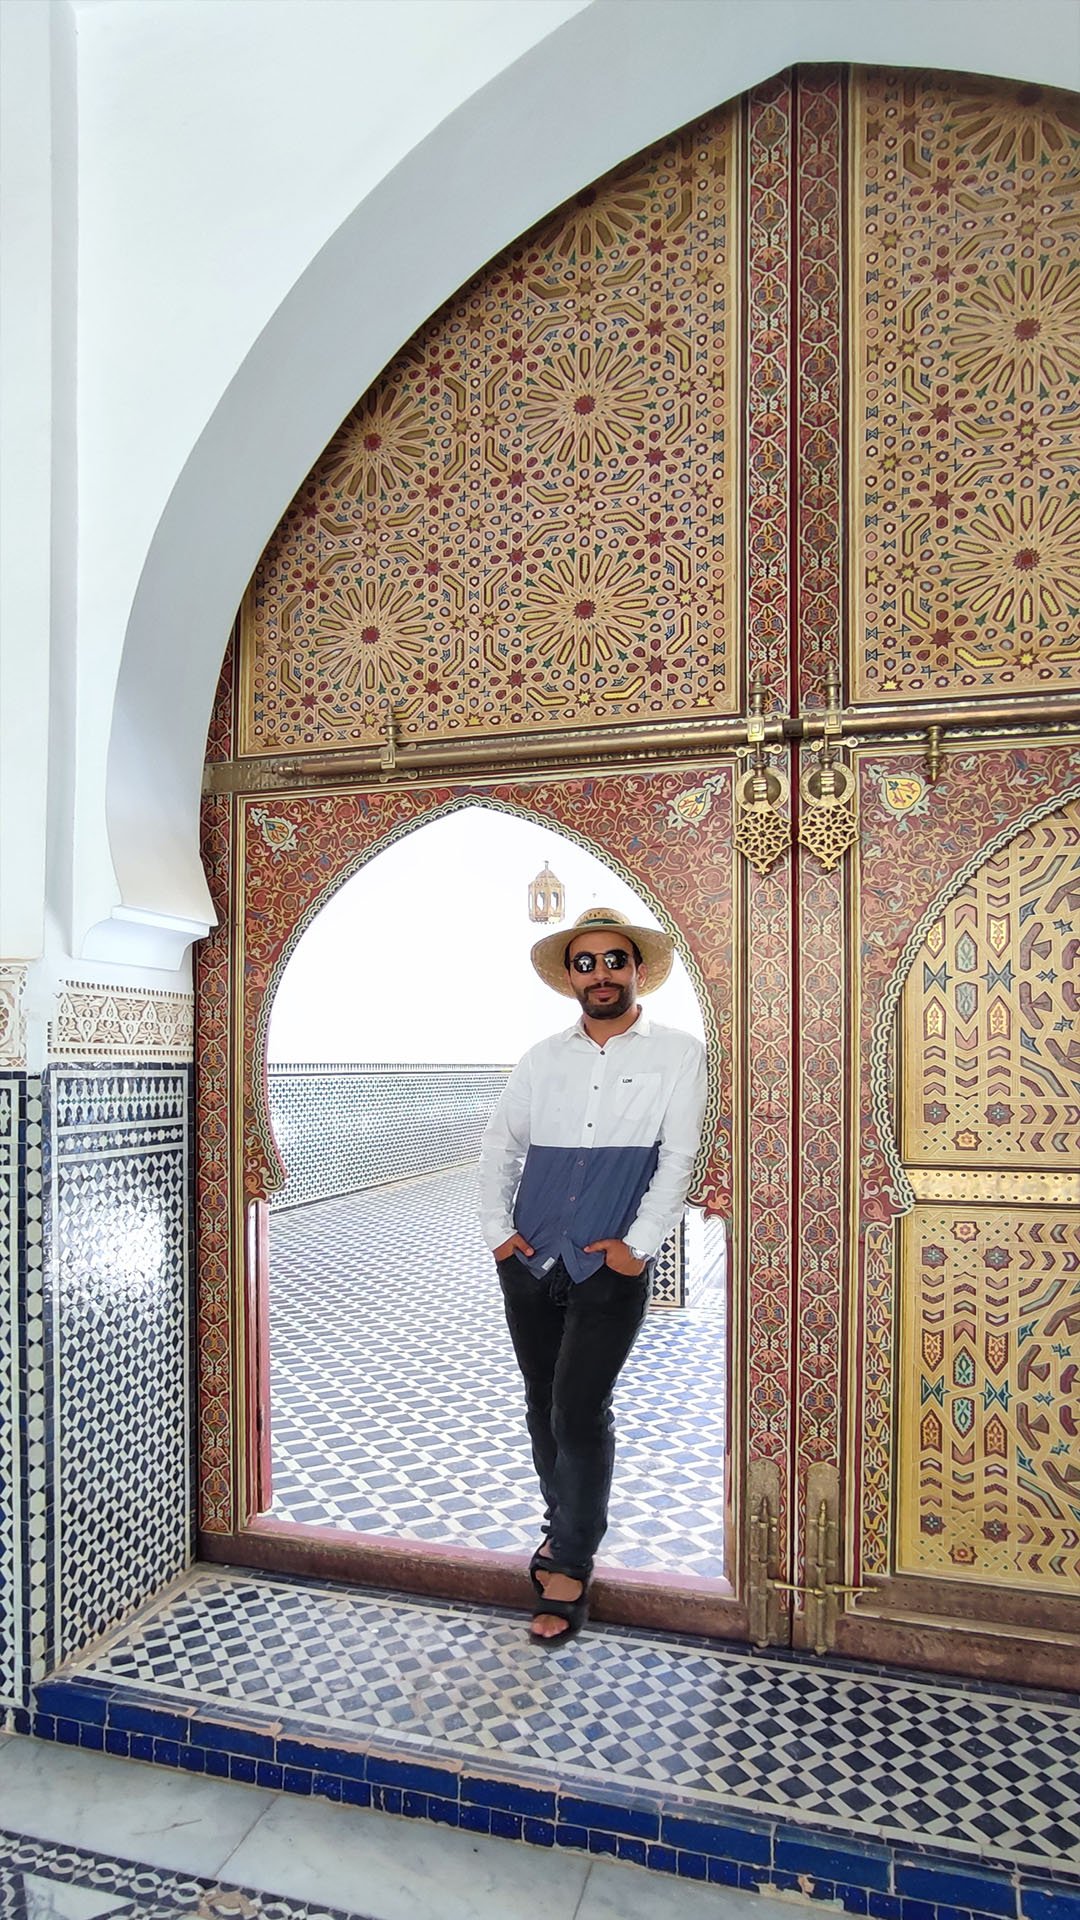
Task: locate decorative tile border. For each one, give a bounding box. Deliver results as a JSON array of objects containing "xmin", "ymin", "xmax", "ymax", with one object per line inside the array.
[
  {"xmin": 16, "ymin": 1674, "xmax": 1079, "ymax": 1920},
  {"xmin": 23, "ymin": 1568, "xmax": 1080, "ymax": 1894},
  {"xmin": 0, "ymin": 1074, "xmax": 43, "ymax": 1709},
  {"xmin": 48, "ymin": 984, "xmax": 194, "ymax": 1064},
  {"xmin": 0, "ymin": 966, "xmax": 27, "ymax": 1069},
  {"xmin": 0, "ymin": 1074, "xmax": 22, "ymax": 1704},
  {"xmin": 20, "ymin": 1080, "xmax": 46, "ymax": 1697},
  {"xmin": 0, "ymin": 1826, "xmax": 367, "ymax": 1920}
]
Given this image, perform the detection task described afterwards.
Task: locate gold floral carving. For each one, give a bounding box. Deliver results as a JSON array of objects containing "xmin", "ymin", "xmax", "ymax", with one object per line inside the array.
[
  {"xmin": 851, "ymin": 73, "xmax": 1080, "ymax": 700},
  {"xmin": 239, "ymin": 113, "xmax": 739, "ymax": 753}
]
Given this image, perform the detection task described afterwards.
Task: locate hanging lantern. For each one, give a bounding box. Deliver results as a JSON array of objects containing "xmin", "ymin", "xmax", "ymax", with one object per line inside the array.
[{"xmin": 528, "ymin": 861, "xmax": 565, "ymax": 925}]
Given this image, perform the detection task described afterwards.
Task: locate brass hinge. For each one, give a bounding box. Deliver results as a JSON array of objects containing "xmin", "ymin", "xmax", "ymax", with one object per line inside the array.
[{"xmin": 746, "ymin": 1458, "xmax": 782, "ymax": 1647}]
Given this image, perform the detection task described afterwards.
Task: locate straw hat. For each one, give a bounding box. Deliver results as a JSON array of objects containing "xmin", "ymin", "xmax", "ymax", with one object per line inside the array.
[{"xmin": 531, "ymin": 907, "xmax": 674, "ymax": 998}]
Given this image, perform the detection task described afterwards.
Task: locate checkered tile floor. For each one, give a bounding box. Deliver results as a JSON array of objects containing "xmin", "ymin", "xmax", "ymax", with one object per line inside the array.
[
  {"xmin": 66, "ymin": 1567, "xmax": 1080, "ymax": 1873},
  {"xmin": 267, "ymin": 1167, "xmax": 727, "ymax": 1577}
]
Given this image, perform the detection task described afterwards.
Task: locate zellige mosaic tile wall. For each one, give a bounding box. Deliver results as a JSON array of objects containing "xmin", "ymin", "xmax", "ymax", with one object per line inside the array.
[
  {"xmin": 0, "ymin": 1071, "xmax": 45, "ymax": 1710},
  {"xmin": 42, "ymin": 1066, "xmax": 194, "ymax": 1668},
  {"xmin": 266, "ymin": 1063, "xmax": 510, "ymax": 1210}
]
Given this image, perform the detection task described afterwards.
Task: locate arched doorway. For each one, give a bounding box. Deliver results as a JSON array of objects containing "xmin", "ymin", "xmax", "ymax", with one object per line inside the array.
[
  {"xmin": 197, "ymin": 66, "xmax": 1080, "ymax": 1681},
  {"xmin": 203, "ymin": 774, "xmax": 738, "ymax": 1635},
  {"xmin": 258, "ymin": 803, "xmax": 728, "ymax": 1598}
]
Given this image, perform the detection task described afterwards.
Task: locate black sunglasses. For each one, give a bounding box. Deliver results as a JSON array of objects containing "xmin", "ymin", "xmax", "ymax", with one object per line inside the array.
[{"xmin": 570, "ymin": 948, "xmax": 632, "ymax": 975}]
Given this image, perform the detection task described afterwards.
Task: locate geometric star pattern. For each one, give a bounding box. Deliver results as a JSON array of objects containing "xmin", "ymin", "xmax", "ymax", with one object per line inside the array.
[
  {"xmin": 852, "ymin": 73, "xmax": 1080, "ymax": 700},
  {"xmin": 240, "ymin": 112, "xmax": 740, "ymax": 752}
]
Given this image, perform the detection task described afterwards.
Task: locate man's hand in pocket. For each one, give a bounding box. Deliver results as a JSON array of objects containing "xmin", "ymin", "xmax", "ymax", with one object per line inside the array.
[
  {"xmin": 493, "ymin": 1233, "xmax": 535, "ymax": 1262},
  {"xmin": 584, "ymin": 1238, "xmax": 646, "ymax": 1276}
]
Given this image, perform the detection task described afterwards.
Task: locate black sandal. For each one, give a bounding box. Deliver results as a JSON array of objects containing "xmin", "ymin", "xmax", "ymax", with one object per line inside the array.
[{"xmin": 527, "ymin": 1547, "xmax": 591, "ymax": 1647}]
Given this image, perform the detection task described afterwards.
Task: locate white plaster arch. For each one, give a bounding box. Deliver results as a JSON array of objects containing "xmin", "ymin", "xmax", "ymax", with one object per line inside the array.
[{"xmin": 97, "ymin": 0, "xmax": 1080, "ymax": 968}]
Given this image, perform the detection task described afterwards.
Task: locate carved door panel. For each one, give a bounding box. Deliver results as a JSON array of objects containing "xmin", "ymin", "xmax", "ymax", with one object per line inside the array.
[
  {"xmin": 816, "ymin": 747, "xmax": 1080, "ymax": 1687},
  {"xmin": 197, "ymin": 64, "xmax": 1080, "ymax": 1673},
  {"xmin": 767, "ymin": 70, "xmax": 1080, "ymax": 1686}
]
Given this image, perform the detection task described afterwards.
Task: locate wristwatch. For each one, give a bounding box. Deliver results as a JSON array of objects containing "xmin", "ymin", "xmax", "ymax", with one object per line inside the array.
[{"xmin": 628, "ymin": 1244, "xmax": 650, "ymax": 1262}]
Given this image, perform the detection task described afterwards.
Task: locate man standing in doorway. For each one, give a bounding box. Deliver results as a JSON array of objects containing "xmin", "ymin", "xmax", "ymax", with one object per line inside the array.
[{"xmin": 478, "ymin": 907, "xmax": 708, "ymax": 1646}]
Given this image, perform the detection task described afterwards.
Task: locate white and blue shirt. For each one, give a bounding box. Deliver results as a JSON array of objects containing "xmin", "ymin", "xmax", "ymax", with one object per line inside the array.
[{"xmin": 478, "ymin": 1010, "xmax": 708, "ymax": 1282}]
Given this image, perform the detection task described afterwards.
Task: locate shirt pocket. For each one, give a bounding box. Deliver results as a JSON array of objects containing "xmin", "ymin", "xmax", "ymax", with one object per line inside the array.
[
  {"xmin": 608, "ymin": 1070, "xmax": 662, "ymax": 1144},
  {"xmin": 532, "ymin": 1071, "xmax": 573, "ymax": 1145}
]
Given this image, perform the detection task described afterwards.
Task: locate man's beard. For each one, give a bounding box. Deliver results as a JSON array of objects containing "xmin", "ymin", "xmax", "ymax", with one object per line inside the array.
[{"xmin": 579, "ymin": 981, "xmax": 633, "ymax": 1020}]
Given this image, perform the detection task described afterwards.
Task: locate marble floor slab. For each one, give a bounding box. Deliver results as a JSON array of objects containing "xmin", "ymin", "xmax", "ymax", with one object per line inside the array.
[
  {"xmin": 0, "ymin": 1734, "xmax": 270, "ymax": 1874},
  {"xmin": 216, "ymin": 1784, "xmax": 590, "ymax": 1920},
  {"xmin": 0, "ymin": 1737, "xmax": 802, "ymax": 1920}
]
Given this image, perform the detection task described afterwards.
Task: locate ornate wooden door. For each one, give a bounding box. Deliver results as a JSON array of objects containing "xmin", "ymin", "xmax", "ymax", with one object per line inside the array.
[
  {"xmin": 198, "ymin": 66, "xmax": 1080, "ymax": 1678},
  {"xmin": 736, "ymin": 69, "xmax": 1080, "ymax": 1687}
]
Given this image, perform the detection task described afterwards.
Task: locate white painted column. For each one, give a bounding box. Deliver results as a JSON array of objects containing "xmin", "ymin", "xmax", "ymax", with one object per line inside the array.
[{"xmin": 0, "ymin": 0, "xmax": 76, "ymax": 963}]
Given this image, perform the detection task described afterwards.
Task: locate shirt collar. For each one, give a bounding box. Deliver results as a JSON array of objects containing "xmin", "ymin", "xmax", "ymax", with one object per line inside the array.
[{"xmin": 566, "ymin": 1006, "xmax": 651, "ymax": 1043}]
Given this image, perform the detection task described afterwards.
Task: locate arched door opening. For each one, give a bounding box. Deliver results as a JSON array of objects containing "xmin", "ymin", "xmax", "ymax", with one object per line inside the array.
[{"xmin": 260, "ymin": 803, "xmax": 728, "ymax": 1589}]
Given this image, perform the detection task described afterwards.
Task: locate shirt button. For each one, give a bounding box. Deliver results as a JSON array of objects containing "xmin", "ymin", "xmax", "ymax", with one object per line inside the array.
[{"xmin": 586, "ymin": 1122, "xmax": 593, "ymax": 1128}]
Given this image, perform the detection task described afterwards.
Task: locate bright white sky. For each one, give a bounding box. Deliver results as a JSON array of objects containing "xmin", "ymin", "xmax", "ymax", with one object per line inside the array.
[{"xmin": 267, "ymin": 804, "xmax": 706, "ymax": 1064}]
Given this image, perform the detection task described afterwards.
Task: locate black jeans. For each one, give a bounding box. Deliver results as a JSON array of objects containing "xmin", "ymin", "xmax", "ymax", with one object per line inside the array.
[{"xmin": 498, "ymin": 1254, "xmax": 650, "ymax": 1575}]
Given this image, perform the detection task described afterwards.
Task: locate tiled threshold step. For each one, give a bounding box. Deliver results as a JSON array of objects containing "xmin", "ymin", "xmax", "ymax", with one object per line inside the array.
[{"xmin": 21, "ymin": 1567, "xmax": 1080, "ymax": 1920}]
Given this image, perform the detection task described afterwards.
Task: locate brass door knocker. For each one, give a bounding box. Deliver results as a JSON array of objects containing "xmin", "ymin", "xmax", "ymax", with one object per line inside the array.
[
  {"xmin": 798, "ymin": 669, "xmax": 858, "ymax": 871},
  {"xmin": 733, "ymin": 682, "xmax": 791, "ymax": 876}
]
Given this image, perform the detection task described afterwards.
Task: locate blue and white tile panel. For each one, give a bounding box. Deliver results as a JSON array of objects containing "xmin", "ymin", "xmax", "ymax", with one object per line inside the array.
[
  {"xmin": 0, "ymin": 1073, "xmax": 23, "ymax": 1706},
  {"xmin": 43, "ymin": 1066, "xmax": 194, "ymax": 1666},
  {"xmin": 267, "ymin": 1064, "xmax": 510, "ymax": 1210},
  {"xmin": 0, "ymin": 1074, "xmax": 44, "ymax": 1711}
]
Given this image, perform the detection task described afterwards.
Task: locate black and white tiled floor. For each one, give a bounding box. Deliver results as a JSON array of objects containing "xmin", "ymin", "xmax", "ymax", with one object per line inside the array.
[
  {"xmin": 46, "ymin": 1567, "xmax": 1080, "ymax": 1878},
  {"xmin": 267, "ymin": 1167, "xmax": 727, "ymax": 1577}
]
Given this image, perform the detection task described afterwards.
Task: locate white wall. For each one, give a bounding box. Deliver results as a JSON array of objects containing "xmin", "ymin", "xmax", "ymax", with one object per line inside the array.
[
  {"xmin": 75, "ymin": 0, "xmax": 586, "ymax": 962},
  {"xmin": 0, "ymin": 0, "xmax": 73, "ymax": 960},
  {"xmin": 2, "ymin": 0, "xmax": 1078, "ymax": 980}
]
